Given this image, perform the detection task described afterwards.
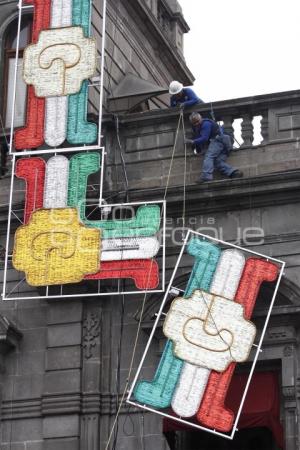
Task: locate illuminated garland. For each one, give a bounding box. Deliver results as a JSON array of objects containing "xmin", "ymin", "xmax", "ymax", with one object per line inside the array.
[
  {"xmin": 13, "ymin": 153, "xmax": 161, "ymax": 288},
  {"xmin": 44, "ymin": 0, "xmax": 72, "ymax": 147},
  {"xmin": 13, "ymin": 208, "xmax": 101, "ymax": 286},
  {"xmin": 67, "ymin": 153, "xmax": 161, "ymax": 238},
  {"xmin": 164, "ymin": 290, "xmax": 256, "ymax": 369},
  {"xmin": 133, "ymin": 246, "xmax": 279, "ymax": 433},
  {"xmin": 15, "ymin": 0, "xmax": 51, "ymax": 149},
  {"xmin": 43, "ymin": 155, "xmax": 69, "ymax": 208},
  {"xmin": 85, "ymin": 259, "xmax": 160, "ymax": 290},
  {"xmin": 16, "ymin": 157, "xmax": 46, "ymax": 223},
  {"xmin": 133, "ymin": 239, "xmax": 221, "ymax": 408},
  {"xmin": 196, "ymin": 258, "xmax": 279, "ymax": 431},
  {"xmin": 67, "ymin": 0, "xmax": 97, "ymax": 144},
  {"xmin": 14, "ymin": 0, "xmax": 97, "ymax": 150},
  {"xmin": 171, "ymin": 249, "xmax": 246, "ymax": 418}
]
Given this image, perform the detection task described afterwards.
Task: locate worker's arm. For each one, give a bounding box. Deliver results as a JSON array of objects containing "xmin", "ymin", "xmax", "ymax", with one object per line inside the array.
[
  {"xmin": 181, "ymin": 88, "xmax": 201, "ymax": 107},
  {"xmin": 192, "ymin": 121, "xmax": 212, "ymax": 146}
]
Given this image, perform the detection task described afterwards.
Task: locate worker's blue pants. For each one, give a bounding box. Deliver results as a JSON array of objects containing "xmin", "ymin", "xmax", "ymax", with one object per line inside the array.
[{"xmin": 201, "ymin": 136, "xmax": 235, "ymax": 181}]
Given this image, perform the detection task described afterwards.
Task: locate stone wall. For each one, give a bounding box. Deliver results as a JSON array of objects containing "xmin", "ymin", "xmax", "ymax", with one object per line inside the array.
[
  {"xmin": 0, "ymin": 1, "xmax": 300, "ymax": 449},
  {"xmin": 0, "ymin": 90, "xmax": 300, "ymax": 449}
]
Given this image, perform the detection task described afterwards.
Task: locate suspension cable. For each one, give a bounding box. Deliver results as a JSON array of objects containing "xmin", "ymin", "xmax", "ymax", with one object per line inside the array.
[{"xmin": 104, "ymin": 110, "xmax": 184, "ymax": 450}]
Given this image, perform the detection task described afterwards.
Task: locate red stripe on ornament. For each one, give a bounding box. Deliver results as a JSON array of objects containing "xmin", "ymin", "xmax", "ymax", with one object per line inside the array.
[
  {"xmin": 85, "ymin": 259, "xmax": 160, "ymax": 290},
  {"xmin": 15, "ymin": 0, "xmax": 51, "ymax": 150},
  {"xmin": 16, "ymin": 157, "xmax": 46, "ymax": 224},
  {"xmin": 196, "ymin": 258, "xmax": 279, "ymax": 432}
]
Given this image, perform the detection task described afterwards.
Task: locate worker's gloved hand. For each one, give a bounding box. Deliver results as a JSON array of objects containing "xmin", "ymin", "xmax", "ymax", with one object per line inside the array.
[
  {"xmin": 179, "ymin": 103, "xmax": 185, "ymax": 109},
  {"xmin": 194, "ymin": 148, "xmax": 202, "ymax": 155},
  {"xmin": 184, "ymin": 138, "xmax": 194, "ymax": 145}
]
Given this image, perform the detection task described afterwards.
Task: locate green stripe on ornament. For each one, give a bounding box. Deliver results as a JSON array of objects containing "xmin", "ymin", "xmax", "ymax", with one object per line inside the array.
[
  {"xmin": 133, "ymin": 238, "xmax": 221, "ymax": 409},
  {"xmin": 67, "ymin": 0, "xmax": 97, "ymax": 144}
]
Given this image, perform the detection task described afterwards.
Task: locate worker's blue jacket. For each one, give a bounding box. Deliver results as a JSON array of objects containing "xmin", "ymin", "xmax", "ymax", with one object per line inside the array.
[
  {"xmin": 192, "ymin": 119, "xmax": 233, "ymax": 154},
  {"xmin": 170, "ymin": 87, "xmax": 202, "ymax": 107},
  {"xmin": 192, "ymin": 119, "xmax": 217, "ymax": 148}
]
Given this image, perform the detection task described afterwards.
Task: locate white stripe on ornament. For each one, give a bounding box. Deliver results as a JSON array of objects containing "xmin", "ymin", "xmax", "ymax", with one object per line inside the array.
[
  {"xmin": 44, "ymin": 0, "xmax": 72, "ymax": 147},
  {"xmin": 50, "ymin": 0, "xmax": 72, "ymax": 27},
  {"xmin": 101, "ymin": 237, "xmax": 160, "ymax": 261},
  {"xmin": 171, "ymin": 249, "xmax": 245, "ymax": 418},
  {"xmin": 43, "ymin": 155, "xmax": 69, "ymax": 208}
]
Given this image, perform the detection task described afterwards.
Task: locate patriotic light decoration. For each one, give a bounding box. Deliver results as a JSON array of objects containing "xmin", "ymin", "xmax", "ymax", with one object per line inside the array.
[
  {"xmin": 131, "ymin": 237, "xmax": 281, "ymax": 433},
  {"xmin": 171, "ymin": 249, "xmax": 246, "ymax": 418},
  {"xmin": 5, "ymin": 1, "xmax": 285, "ymax": 439},
  {"xmin": 13, "ymin": 208, "xmax": 101, "ymax": 286},
  {"xmin": 12, "ymin": 154, "xmax": 162, "ymax": 290},
  {"xmin": 14, "ymin": 0, "xmax": 98, "ymax": 150}
]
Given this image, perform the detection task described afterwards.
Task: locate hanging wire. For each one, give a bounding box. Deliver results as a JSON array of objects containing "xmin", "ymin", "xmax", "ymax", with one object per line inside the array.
[
  {"xmin": 181, "ymin": 113, "xmax": 187, "ymax": 238},
  {"xmin": 104, "ymin": 111, "xmax": 183, "ymax": 450}
]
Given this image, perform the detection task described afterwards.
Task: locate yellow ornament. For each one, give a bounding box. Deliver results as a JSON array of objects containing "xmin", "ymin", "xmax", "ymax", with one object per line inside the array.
[{"xmin": 13, "ymin": 208, "xmax": 101, "ymax": 286}]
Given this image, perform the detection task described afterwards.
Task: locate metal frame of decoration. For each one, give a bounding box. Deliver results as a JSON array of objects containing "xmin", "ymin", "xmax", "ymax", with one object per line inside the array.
[
  {"xmin": 2, "ymin": 151, "xmax": 166, "ymax": 300},
  {"xmin": 8, "ymin": 0, "xmax": 107, "ymax": 155},
  {"xmin": 127, "ymin": 229, "xmax": 285, "ymax": 440}
]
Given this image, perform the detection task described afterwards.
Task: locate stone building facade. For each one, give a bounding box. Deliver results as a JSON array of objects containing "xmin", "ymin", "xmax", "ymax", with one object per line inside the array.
[{"xmin": 1, "ymin": 1, "xmax": 300, "ymax": 450}]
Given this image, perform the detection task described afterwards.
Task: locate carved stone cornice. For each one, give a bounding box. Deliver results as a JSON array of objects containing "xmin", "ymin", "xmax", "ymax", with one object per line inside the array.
[
  {"xmin": 42, "ymin": 393, "xmax": 81, "ymax": 416},
  {"xmin": 110, "ymin": 170, "xmax": 300, "ymax": 215},
  {"xmin": 0, "ymin": 392, "xmax": 137, "ymax": 420},
  {"xmin": 1, "ymin": 398, "xmax": 41, "ymax": 420}
]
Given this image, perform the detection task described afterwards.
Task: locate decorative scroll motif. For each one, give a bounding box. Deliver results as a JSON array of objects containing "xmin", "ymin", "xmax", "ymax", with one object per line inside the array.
[
  {"xmin": 23, "ymin": 27, "xmax": 96, "ymax": 97},
  {"xmin": 164, "ymin": 290, "xmax": 256, "ymax": 370},
  {"xmin": 83, "ymin": 311, "xmax": 101, "ymax": 359},
  {"xmin": 13, "ymin": 208, "xmax": 101, "ymax": 286},
  {"xmin": 133, "ymin": 244, "xmax": 280, "ymax": 433},
  {"xmin": 14, "ymin": 0, "xmax": 98, "ymax": 150},
  {"xmin": 13, "ymin": 153, "xmax": 162, "ymax": 290}
]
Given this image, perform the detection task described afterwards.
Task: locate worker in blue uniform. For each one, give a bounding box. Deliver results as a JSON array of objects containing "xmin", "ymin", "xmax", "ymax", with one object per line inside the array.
[
  {"xmin": 169, "ymin": 81, "xmax": 203, "ymax": 108},
  {"xmin": 186, "ymin": 112, "xmax": 243, "ymax": 183}
]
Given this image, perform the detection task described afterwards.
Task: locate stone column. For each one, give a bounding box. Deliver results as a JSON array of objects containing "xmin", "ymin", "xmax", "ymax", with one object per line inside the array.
[
  {"xmin": 241, "ymin": 114, "xmax": 254, "ymax": 147},
  {"xmin": 260, "ymin": 111, "xmax": 269, "ymax": 145}
]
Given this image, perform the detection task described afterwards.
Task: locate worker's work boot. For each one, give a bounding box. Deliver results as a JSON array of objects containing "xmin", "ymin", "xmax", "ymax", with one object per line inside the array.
[{"xmin": 230, "ymin": 170, "xmax": 243, "ymax": 179}]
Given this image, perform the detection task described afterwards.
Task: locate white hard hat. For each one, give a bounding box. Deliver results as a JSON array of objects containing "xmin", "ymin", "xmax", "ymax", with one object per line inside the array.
[{"xmin": 169, "ymin": 80, "xmax": 183, "ymax": 95}]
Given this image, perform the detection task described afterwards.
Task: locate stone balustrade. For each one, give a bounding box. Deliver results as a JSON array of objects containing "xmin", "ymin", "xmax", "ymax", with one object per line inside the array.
[{"xmin": 102, "ymin": 89, "xmax": 300, "ymax": 193}]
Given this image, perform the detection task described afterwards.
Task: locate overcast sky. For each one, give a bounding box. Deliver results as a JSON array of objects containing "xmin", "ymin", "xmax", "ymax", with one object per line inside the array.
[{"xmin": 179, "ymin": 0, "xmax": 300, "ymax": 102}]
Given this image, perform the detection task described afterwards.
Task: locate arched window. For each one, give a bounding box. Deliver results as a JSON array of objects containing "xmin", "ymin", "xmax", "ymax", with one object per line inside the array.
[{"xmin": 3, "ymin": 15, "xmax": 32, "ymax": 129}]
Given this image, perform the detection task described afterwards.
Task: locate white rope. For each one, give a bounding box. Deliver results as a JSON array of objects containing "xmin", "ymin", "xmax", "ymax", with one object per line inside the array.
[
  {"xmin": 104, "ymin": 111, "xmax": 184, "ymax": 449},
  {"xmin": 181, "ymin": 114, "xmax": 187, "ymax": 236}
]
